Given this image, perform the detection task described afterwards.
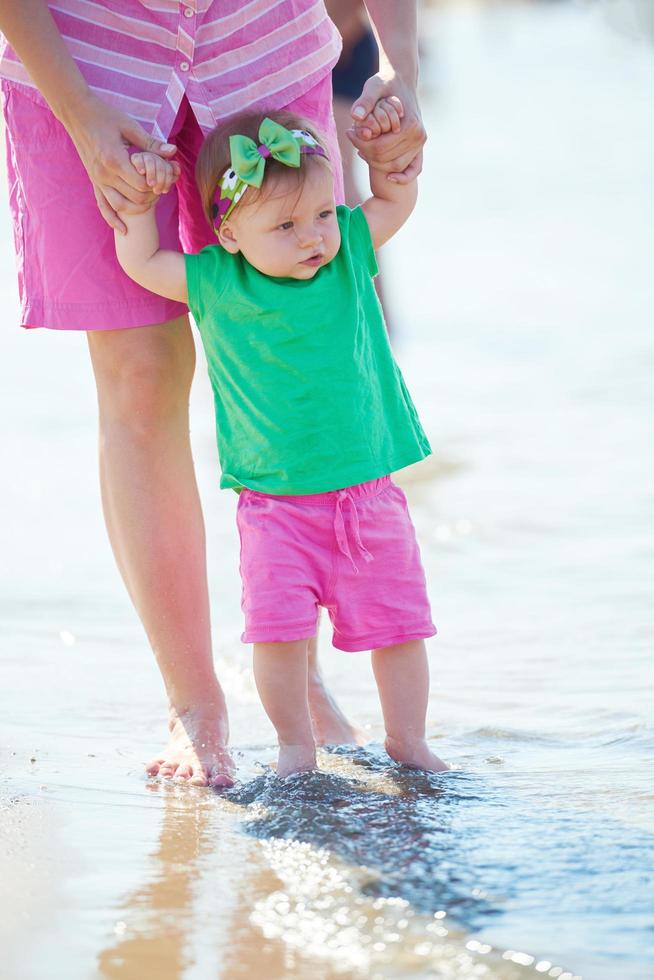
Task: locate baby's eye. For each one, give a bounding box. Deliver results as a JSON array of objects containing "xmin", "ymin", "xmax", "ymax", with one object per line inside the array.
[
  {"xmin": 319, "ymin": 210, "xmax": 332, "ymax": 219},
  {"xmin": 278, "ymin": 221, "xmax": 294, "ymax": 231}
]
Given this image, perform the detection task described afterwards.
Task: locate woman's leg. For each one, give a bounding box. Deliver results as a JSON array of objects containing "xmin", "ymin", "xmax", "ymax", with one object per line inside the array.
[
  {"xmin": 253, "ymin": 640, "xmax": 317, "ymax": 777},
  {"xmin": 372, "ymin": 640, "xmax": 449, "ymax": 772},
  {"xmin": 87, "ymin": 315, "xmax": 233, "ymax": 786}
]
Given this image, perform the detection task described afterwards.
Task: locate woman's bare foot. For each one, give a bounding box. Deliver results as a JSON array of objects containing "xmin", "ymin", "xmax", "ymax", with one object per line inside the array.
[
  {"xmin": 277, "ymin": 742, "xmax": 317, "ymax": 778},
  {"xmin": 385, "ymin": 735, "xmax": 449, "ymax": 773},
  {"xmin": 308, "ymin": 677, "xmax": 368, "ymax": 747},
  {"xmin": 146, "ymin": 704, "xmax": 235, "ymax": 787}
]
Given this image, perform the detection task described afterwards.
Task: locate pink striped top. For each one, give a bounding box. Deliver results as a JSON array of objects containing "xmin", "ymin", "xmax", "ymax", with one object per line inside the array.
[{"xmin": 0, "ymin": 1, "xmax": 342, "ymax": 139}]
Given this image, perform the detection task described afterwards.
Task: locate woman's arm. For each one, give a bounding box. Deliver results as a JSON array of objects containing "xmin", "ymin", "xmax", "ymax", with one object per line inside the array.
[
  {"xmin": 0, "ymin": 1, "xmax": 178, "ymax": 231},
  {"xmin": 114, "ymin": 201, "xmax": 188, "ymax": 305},
  {"xmin": 0, "ymin": 0, "xmax": 91, "ymax": 125},
  {"xmin": 347, "ymin": 0, "xmax": 426, "ymax": 183},
  {"xmin": 362, "ymin": 0, "xmax": 419, "ymax": 91}
]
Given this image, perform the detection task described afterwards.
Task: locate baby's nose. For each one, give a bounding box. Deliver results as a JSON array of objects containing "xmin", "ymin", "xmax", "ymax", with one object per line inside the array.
[{"xmin": 297, "ymin": 224, "xmax": 321, "ymax": 246}]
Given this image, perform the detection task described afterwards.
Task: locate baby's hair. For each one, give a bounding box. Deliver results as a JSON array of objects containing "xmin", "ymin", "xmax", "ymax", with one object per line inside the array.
[{"xmin": 195, "ymin": 109, "xmax": 331, "ymax": 229}]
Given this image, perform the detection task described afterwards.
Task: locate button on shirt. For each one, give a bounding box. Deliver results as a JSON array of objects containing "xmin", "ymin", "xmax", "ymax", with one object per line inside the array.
[{"xmin": 0, "ymin": 1, "xmax": 341, "ymax": 139}]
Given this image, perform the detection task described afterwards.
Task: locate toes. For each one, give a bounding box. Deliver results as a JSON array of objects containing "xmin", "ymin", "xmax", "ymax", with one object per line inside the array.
[
  {"xmin": 207, "ymin": 749, "xmax": 236, "ymax": 788},
  {"xmin": 209, "ymin": 767, "xmax": 235, "ymax": 789},
  {"xmin": 189, "ymin": 771, "xmax": 209, "ymax": 787},
  {"xmin": 146, "ymin": 758, "xmax": 165, "ymax": 776},
  {"xmin": 158, "ymin": 763, "xmax": 178, "ymax": 779},
  {"xmin": 174, "ymin": 764, "xmax": 193, "ymax": 780},
  {"xmin": 211, "ymin": 776, "xmax": 234, "ymax": 789}
]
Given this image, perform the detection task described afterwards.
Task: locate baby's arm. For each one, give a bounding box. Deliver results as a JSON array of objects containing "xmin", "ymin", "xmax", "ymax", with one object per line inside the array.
[
  {"xmin": 114, "ymin": 152, "xmax": 187, "ymax": 303},
  {"xmin": 360, "ymin": 99, "xmax": 418, "ymax": 249}
]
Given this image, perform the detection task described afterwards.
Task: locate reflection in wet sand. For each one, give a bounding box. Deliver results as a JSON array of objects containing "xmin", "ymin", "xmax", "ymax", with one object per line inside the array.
[
  {"xmin": 97, "ymin": 787, "xmax": 213, "ymax": 980},
  {"xmin": 94, "ymin": 783, "xmax": 309, "ymax": 980}
]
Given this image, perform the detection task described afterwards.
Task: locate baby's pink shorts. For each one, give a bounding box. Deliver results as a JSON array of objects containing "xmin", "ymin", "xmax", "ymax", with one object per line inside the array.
[
  {"xmin": 236, "ymin": 476, "xmax": 437, "ymax": 653},
  {"xmin": 1, "ymin": 74, "xmax": 343, "ymax": 330}
]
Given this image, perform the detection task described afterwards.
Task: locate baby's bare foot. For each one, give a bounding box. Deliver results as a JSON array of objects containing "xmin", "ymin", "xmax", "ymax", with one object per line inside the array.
[
  {"xmin": 277, "ymin": 742, "xmax": 317, "ymax": 779},
  {"xmin": 308, "ymin": 679, "xmax": 367, "ymax": 747},
  {"xmin": 385, "ymin": 735, "xmax": 450, "ymax": 773},
  {"xmin": 146, "ymin": 705, "xmax": 235, "ymax": 788}
]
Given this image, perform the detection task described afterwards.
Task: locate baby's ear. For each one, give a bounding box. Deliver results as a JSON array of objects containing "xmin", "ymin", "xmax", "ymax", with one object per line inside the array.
[{"xmin": 218, "ymin": 222, "xmax": 240, "ymax": 253}]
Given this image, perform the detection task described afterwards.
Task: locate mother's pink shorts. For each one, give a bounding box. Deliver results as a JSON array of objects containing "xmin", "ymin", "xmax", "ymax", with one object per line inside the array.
[
  {"xmin": 236, "ymin": 476, "xmax": 437, "ymax": 653},
  {"xmin": 1, "ymin": 74, "xmax": 343, "ymax": 331}
]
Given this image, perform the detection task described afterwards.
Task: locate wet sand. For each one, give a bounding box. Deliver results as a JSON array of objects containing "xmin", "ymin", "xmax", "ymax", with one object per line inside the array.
[{"xmin": 2, "ymin": 3, "xmax": 654, "ymax": 978}]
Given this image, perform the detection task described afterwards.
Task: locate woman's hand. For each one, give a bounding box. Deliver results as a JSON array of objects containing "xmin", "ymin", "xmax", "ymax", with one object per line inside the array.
[
  {"xmin": 63, "ymin": 92, "xmax": 180, "ymax": 233},
  {"xmin": 346, "ymin": 73, "xmax": 426, "ymax": 184}
]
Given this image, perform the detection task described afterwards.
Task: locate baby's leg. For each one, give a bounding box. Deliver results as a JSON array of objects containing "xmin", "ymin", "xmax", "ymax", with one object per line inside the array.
[
  {"xmin": 253, "ymin": 640, "xmax": 317, "ymax": 777},
  {"xmin": 372, "ymin": 640, "xmax": 449, "ymax": 772}
]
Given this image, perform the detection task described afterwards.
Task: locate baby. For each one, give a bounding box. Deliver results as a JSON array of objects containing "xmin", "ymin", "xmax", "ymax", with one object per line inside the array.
[{"xmin": 115, "ymin": 99, "xmax": 448, "ymax": 778}]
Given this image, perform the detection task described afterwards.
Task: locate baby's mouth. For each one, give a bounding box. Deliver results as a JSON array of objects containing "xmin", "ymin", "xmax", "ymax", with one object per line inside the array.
[{"xmin": 301, "ymin": 253, "xmax": 323, "ymax": 266}]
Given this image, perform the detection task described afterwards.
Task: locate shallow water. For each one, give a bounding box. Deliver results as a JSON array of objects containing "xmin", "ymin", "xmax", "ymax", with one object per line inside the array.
[{"xmin": 1, "ymin": 2, "xmax": 653, "ymax": 978}]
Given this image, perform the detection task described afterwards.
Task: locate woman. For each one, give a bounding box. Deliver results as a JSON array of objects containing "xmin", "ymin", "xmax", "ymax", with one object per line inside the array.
[{"xmin": 0, "ymin": 0, "xmax": 426, "ymax": 787}]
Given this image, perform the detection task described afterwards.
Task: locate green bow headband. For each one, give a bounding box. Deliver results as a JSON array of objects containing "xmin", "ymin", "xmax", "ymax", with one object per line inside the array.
[{"xmin": 212, "ymin": 117, "xmax": 328, "ymax": 233}]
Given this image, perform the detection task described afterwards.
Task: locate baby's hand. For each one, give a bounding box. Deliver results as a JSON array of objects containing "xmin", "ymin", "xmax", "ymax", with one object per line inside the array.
[
  {"xmin": 352, "ymin": 96, "xmax": 404, "ymax": 140},
  {"xmin": 130, "ymin": 151, "xmax": 181, "ymax": 196}
]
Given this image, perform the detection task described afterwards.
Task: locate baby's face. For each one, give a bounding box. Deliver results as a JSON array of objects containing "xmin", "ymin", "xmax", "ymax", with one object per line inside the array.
[{"xmin": 220, "ymin": 164, "xmax": 340, "ymax": 279}]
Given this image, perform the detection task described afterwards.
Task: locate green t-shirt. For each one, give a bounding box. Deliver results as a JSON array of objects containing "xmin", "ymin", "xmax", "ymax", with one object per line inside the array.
[{"xmin": 185, "ymin": 204, "xmax": 431, "ymax": 494}]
